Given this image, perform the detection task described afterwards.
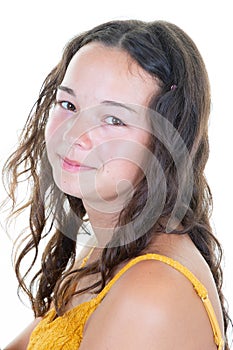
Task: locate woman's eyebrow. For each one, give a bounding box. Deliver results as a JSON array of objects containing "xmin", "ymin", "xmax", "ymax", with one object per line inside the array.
[
  {"xmin": 101, "ymin": 100, "xmax": 137, "ymax": 113},
  {"xmin": 57, "ymin": 86, "xmax": 137, "ymax": 113},
  {"xmin": 57, "ymin": 85, "xmax": 76, "ymax": 96}
]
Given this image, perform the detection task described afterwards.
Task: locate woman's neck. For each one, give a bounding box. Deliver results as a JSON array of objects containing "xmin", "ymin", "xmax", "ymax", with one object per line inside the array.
[{"xmin": 83, "ymin": 201, "xmax": 120, "ymax": 248}]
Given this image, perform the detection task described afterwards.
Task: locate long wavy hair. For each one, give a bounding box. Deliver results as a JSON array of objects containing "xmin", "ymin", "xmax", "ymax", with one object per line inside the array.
[{"xmin": 2, "ymin": 19, "xmax": 232, "ymax": 347}]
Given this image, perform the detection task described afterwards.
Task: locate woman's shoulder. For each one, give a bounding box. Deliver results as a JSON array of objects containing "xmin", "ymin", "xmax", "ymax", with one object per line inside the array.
[
  {"xmin": 109, "ymin": 233, "xmax": 213, "ymax": 299},
  {"xmin": 107, "ymin": 251, "xmax": 205, "ymax": 307},
  {"xmin": 81, "ymin": 245, "xmax": 218, "ymax": 349},
  {"xmin": 3, "ymin": 318, "xmax": 42, "ymax": 350}
]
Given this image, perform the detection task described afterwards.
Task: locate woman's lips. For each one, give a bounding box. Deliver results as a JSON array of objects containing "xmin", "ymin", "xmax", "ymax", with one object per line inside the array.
[{"xmin": 60, "ymin": 157, "xmax": 95, "ymax": 173}]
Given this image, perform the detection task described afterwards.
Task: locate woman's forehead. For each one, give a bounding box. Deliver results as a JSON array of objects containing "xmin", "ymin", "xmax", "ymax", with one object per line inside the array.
[{"xmin": 62, "ymin": 43, "xmax": 159, "ymax": 108}]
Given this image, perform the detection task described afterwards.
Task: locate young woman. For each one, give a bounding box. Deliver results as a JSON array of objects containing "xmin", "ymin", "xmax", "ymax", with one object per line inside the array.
[{"xmin": 2, "ymin": 19, "xmax": 231, "ymax": 349}]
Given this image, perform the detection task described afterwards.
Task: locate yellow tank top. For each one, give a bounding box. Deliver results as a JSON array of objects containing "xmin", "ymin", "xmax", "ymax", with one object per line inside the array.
[{"xmin": 27, "ymin": 254, "xmax": 224, "ymax": 350}]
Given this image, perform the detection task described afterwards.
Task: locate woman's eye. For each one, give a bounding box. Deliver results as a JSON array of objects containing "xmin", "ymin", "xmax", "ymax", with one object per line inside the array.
[
  {"xmin": 58, "ymin": 100, "xmax": 76, "ymax": 112},
  {"xmin": 104, "ymin": 116, "xmax": 125, "ymax": 126}
]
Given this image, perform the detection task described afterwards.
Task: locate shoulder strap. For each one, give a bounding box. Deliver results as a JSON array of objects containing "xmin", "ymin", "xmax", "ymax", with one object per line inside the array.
[
  {"xmin": 95, "ymin": 253, "xmax": 224, "ymax": 350},
  {"xmin": 96, "ymin": 253, "xmax": 208, "ymax": 300}
]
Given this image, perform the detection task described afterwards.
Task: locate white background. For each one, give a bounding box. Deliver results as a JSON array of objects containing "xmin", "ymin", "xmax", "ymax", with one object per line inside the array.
[{"xmin": 0, "ymin": 0, "xmax": 232, "ymax": 347}]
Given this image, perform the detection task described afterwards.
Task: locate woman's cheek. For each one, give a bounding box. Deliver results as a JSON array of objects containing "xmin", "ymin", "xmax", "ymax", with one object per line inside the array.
[{"xmin": 45, "ymin": 114, "xmax": 65, "ymax": 143}]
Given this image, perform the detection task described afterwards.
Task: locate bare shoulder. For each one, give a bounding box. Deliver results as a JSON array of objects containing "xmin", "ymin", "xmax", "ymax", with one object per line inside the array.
[
  {"xmin": 3, "ymin": 317, "xmax": 42, "ymax": 350},
  {"xmin": 80, "ymin": 258, "xmax": 216, "ymax": 350}
]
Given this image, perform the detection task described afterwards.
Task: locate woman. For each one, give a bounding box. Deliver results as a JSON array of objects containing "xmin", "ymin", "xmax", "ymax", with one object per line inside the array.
[{"xmin": 2, "ymin": 19, "xmax": 231, "ymax": 349}]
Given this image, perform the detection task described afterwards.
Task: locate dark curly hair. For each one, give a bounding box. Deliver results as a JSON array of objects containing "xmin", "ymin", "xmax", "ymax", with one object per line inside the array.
[{"xmin": 2, "ymin": 19, "xmax": 232, "ymax": 348}]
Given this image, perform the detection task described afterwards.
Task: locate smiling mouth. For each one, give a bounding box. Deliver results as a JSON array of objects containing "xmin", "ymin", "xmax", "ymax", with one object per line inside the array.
[{"xmin": 60, "ymin": 157, "xmax": 96, "ymax": 172}]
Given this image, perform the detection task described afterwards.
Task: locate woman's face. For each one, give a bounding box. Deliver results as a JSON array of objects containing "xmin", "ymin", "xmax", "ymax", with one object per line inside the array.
[{"xmin": 45, "ymin": 43, "xmax": 159, "ymax": 214}]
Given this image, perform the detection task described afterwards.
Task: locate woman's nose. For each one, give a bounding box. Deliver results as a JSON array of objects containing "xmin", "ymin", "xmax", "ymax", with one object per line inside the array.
[{"xmin": 63, "ymin": 113, "xmax": 95, "ymax": 150}]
